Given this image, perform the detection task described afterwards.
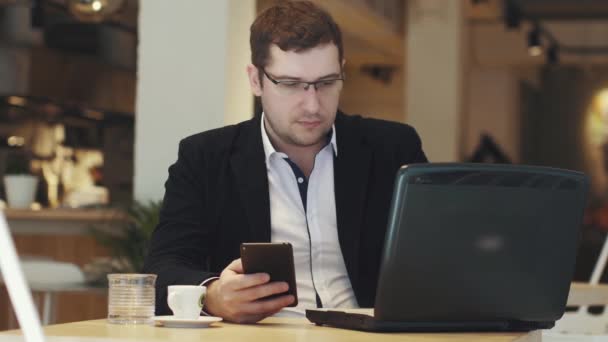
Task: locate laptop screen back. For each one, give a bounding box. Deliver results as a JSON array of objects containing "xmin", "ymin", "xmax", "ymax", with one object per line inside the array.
[{"xmin": 375, "ymin": 164, "xmax": 588, "ymax": 324}]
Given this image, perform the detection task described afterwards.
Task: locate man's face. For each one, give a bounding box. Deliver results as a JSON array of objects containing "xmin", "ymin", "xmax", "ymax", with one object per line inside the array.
[{"xmin": 248, "ymin": 43, "xmax": 343, "ymax": 149}]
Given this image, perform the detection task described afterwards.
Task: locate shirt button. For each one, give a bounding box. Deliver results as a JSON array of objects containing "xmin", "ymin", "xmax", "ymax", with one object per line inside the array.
[{"xmin": 298, "ymin": 177, "xmax": 304, "ymax": 184}]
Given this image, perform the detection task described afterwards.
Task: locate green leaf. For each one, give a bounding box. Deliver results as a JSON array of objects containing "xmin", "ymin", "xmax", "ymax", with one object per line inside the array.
[{"xmin": 88, "ymin": 199, "xmax": 162, "ymax": 273}]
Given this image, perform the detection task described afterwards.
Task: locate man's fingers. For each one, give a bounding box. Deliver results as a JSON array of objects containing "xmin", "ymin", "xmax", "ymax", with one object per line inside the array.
[
  {"xmin": 225, "ymin": 272, "xmax": 270, "ymax": 291},
  {"xmin": 226, "ymin": 258, "xmax": 244, "ymax": 274},
  {"xmin": 211, "ymin": 259, "xmax": 294, "ymax": 324},
  {"xmin": 240, "ymin": 294, "xmax": 295, "ymax": 315},
  {"xmin": 238, "ymin": 282, "xmax": 289, "ymax": 302}
]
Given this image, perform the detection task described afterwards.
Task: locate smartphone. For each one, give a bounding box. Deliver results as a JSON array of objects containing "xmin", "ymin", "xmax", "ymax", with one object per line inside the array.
[{"xmin": 240, "ymin": 242, "xmax": 298, "ymax": 307}]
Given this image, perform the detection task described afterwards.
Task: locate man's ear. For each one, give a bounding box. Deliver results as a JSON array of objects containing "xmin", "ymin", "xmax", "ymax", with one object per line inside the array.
[{"xmin": 247, "ymin": 64, "xmax": 263, "ymax": 96}]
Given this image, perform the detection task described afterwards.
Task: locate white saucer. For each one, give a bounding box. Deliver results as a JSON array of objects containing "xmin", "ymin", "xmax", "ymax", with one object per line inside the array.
[{"xmin": 153, "ymin": 315, "xmax": 222, "ymax": 328}]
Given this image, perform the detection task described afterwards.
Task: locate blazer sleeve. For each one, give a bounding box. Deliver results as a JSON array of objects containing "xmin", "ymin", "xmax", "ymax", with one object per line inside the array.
[
  {"xmin": 410, "ymin": 126, "xmax": 428, "ymax": 163},
  {"xmin": 143, "ymin": 137, "xmax": 219, "ymax": 315},
  {"xmin": 398, "ymin": 124, "xmax": 428, "ymax": 164}
]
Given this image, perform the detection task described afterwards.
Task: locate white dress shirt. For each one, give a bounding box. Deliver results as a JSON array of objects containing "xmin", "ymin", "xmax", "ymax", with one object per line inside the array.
[{"xmin": 261, "ymin": 113, "xmax": 358, "ymax": 314}]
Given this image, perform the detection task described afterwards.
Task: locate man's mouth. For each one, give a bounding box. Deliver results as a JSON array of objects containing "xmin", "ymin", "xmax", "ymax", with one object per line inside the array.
[{"xmin": 297, "ymin": 120, "xmax": 321, "ymax": 128}]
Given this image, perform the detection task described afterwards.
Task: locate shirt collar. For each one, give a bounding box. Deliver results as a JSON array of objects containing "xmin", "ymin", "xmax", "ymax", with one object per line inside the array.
[{"xmin": 260, "ymin": 112, "xmax": 338, "ymax": 165}]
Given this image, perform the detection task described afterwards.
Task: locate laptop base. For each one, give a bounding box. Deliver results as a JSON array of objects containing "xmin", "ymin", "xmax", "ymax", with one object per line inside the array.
[{"xmin": 305, "ymin": 310, "xmax": 554, "ymax": 333}]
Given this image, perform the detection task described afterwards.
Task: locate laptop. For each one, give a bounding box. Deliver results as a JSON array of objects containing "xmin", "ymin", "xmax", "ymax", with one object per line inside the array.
[
  {"xmin": 0, "ymin": 211, "xmax": 45, "ymax": 342},
  {"xmin": 0, "ymin": 213, "xmax": 132, "ymax": 342},
  {"xmin": 306, "ymin": 163, "xmax": 589, "ymax": 332}
]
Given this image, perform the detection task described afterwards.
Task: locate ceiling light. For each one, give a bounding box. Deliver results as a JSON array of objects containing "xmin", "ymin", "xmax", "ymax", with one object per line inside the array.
[
  {"xmin": 91, "ymin": 0, "xmax": 102, "ymax": 12},
  {"xmin": 504, "ymin": 0, "xmax": 521, "ymax": 29},
  {"xmin": 527, "ymin": 26, "xmax": 542, "ymax": 57},
  {"xmin": 67, "ymin": 0, "xmax": 126, "ymax": 23}
]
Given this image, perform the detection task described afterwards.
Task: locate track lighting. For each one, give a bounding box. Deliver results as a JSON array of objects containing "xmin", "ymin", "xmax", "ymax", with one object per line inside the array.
[
  {"xmin": 546, "ymin": 44, "xmax": 559, "ymax": 65},
  {"xmin": 527, "ymin": 25, "xmax": 542, "ymax": 57}
]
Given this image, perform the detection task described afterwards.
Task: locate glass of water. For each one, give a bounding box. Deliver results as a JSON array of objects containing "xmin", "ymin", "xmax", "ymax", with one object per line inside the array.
[{"xmin": 107, "ymin": 273, "xmax": 157, "ymax": 324}]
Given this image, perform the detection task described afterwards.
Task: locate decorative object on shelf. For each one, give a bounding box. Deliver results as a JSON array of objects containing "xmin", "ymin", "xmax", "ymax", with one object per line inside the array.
[
  {"xmin": 360, "ymin": 64, "xmax": 398, "ymax": 84},
  {"xmin": 3, "ymin": 151, "xmax": 38, "ymax": 209},
  {"xmin": 84, "ymin": 200, "xmax": 161, "ymax": 285},
  {"xmin": 67, "ymin": 0, "xmax": 126, "ymax": 23}
]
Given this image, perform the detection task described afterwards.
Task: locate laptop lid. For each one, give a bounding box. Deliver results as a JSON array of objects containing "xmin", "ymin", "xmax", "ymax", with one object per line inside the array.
[
  {"xmin": 374, "ymin": 163, "xmax": 588, "ymax": 324},
  {"xmin": 0, "ymin": 211, "xmax": 45, "ymax": 341}
]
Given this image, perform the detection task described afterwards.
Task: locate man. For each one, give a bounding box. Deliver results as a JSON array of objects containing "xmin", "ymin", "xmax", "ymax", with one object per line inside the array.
[{"xmin": 143, "ymin": 1, "xmax": 427, "ymax": 324}]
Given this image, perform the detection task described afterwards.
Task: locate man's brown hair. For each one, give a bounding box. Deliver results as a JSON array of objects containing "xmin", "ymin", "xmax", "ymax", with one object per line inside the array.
[{"xmin": 250, "ymin": 1, "xmax": 344, "ymax": 73}]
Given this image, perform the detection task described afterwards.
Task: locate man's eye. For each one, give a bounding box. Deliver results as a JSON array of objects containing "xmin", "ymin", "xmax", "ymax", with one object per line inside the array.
[
  {"xmin": 280, "ymin": 82, "xmax": 302, "ymax": 88},
  {"xmin": 317, "ymin": 80, "xmax": 336, "ymax": 88}
]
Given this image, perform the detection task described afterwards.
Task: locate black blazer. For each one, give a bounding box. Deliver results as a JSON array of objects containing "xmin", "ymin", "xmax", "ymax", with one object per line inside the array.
[{"xmin": 143, "ymin": 112, "xmax": 427, "ymax": 315}]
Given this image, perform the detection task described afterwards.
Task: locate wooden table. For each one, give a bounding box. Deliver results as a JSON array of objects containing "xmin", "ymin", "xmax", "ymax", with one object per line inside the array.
[
  {"xmin": 1, "ymin": 318, "xmax": 542, "ymax": 341},
  {"xmin": 567, "ymin": 282, "xmax": 608, "ymax": 306}
]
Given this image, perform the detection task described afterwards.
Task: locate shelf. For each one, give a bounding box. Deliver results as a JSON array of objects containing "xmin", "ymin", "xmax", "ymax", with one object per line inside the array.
[{"xmin": 4, "ymin": 208, "xmax": 126, "ymax": 222}]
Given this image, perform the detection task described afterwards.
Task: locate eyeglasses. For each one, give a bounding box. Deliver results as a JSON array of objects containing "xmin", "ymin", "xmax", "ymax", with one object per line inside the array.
[{"xmin": 262, "ymin": 69, "xmax": 344, "ymax": 97}]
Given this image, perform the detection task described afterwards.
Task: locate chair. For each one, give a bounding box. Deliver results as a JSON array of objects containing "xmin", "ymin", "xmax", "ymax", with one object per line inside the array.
[
  {"xmin": 552, "ymin": 233, "xmax": 608, "ymax": 334},
  {"xmin": 0, "ymin": 256, "xmax": 85, "ymax": 325}
]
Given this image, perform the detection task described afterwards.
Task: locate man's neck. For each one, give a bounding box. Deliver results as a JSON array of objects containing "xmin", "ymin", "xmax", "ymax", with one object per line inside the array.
[{"xmin": 270, "ymin": 137, "xmax": 323, "ymax": 178}]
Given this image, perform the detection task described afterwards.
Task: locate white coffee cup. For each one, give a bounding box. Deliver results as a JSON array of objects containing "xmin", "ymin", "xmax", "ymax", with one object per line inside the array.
[{"xmin": 167, "ymin": 285, "xmax": 206, "ymax": 319}]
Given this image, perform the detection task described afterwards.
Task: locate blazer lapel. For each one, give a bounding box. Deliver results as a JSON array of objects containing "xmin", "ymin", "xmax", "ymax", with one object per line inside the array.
[
  {"xmin": 333, "ymin": 113, "xmax": 372, "ymax": 286},
  {"xmin": 230, "ymin": 116, "xmax": 271, "ymax": 243}
]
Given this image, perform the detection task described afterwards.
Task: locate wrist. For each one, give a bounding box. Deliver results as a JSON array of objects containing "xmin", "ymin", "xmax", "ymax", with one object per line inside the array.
[{"xmin": 202, "ymin": 279, "xmax": 219, "ymax": 316}]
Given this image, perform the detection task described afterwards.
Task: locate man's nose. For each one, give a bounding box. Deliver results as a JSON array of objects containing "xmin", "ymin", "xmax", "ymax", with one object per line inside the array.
[{"xmin": 302, "ymin": 85, "xmax": 321, "ymax": 114}]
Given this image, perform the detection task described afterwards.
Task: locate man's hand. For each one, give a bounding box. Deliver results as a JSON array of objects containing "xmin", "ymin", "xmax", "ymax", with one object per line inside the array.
[{"xmin": 203, "ymin": 258, "xmax": 295, "ymax": 323}]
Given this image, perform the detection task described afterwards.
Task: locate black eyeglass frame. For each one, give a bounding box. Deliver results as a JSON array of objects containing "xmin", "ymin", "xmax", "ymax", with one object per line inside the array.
[{"xmin": 262, "ymin": 69, "xmax": 345, "ymax": 91}]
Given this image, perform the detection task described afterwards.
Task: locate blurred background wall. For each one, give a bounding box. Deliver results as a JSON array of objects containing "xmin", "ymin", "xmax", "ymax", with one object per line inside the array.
[{"xmin": 2, "ymin": 0, "xmax": 608, "ymax": 328}]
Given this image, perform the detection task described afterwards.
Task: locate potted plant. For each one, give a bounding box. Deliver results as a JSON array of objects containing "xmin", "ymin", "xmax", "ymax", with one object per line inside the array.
[
  {"xmin": 84, "ymin": 200, "xmax": 162, "ymax": 285},
  {"xmin": 3, "ymin": 151, "xmax": 38, "ymax": 209}
]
